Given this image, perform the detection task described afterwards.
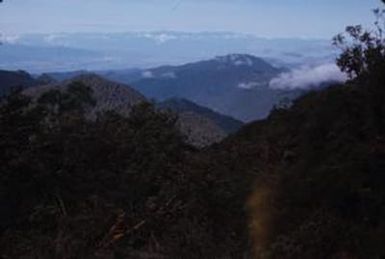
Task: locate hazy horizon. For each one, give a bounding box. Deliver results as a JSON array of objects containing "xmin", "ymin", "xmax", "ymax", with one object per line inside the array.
[
  {"xmin": 0, "ymin": 0, "xmax": 380, "ymax": 39},
  {"xmin": 0, "ymin": 0, "xmax": 378, "ymax": 75}
]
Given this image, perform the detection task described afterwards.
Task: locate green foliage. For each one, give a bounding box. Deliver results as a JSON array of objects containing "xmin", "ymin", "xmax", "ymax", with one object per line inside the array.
[{"xmin": 333, "ymin": 3, "xmax": 385, "ymax": 79}]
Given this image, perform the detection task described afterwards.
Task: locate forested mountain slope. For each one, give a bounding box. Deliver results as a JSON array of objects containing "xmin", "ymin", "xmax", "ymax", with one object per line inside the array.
[
  {"xmin": 201, "ymin": 72, "xmax": 385, "ymax": 258},
  {"xmin": 0, "ymin": 70, "xmax": 39, "ymax": 96},
  {"xmin": 24, "ymin": 74, "xmax": 229, "ymax": 147},
  {"xmin": 158, "ymin": 98, "xmax": 243, "ymax": 134}
]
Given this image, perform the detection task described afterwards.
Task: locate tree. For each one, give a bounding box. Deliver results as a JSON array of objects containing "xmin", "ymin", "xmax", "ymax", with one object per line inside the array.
[{"xmin": 333, "ymin": 1, "xmax": 385, "ymax": 79}]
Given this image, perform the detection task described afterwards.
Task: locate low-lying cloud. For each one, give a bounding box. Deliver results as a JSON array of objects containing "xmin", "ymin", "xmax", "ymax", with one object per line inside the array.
[{"xmin": 269, "ymin": 63, "xmax": 347, "ymax": 90}]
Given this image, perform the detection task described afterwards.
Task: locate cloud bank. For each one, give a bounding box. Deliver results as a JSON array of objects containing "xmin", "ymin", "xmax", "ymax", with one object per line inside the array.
[{"xmin": 269, "ymin": 63, "xmax": 347, "ymax": 90}]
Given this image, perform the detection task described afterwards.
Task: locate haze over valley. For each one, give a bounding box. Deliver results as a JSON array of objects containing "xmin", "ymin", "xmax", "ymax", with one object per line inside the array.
[
  {"xmin": 0, "ymin": 31, "xmax": 337, "ymax": 72},
  {"xmin": 0, "ymin": 32, "xmax": 347, "ymax": 122}
]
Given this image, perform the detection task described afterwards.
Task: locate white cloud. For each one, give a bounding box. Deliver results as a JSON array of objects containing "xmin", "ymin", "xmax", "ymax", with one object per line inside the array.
[
  {"xmin": 216, "ymin": 54, "xmax": 254, "ymax": 66},
  {"xmin": 44, "ymin": 34, "xmax": 59, "ymax": 43},
  {"xmin": 1, "ymin": 35, "xmax": 20, "ymax": 44},
  {"xmin": 143, "ymin": 33, "xmax": 177, "ymax": 44},
  {"xmin": 238, "ymin": 81, "xmax": 263, "ymax": 89},
  {"xmin": 269, "ymin": 63, "xmax": 347, "ymax": 90},
  {"xmin": 142, "ymin": 71, "xmax": 154, "ymax": 78},
  {"xmin": 161, "ymin": 71, "xmax": 177, "ymax": 78}
]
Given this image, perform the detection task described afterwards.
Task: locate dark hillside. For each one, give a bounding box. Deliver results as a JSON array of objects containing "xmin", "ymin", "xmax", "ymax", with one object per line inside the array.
[
  {"xmin": 158, "ymin": 98, "xmax": 244, "ymax": 134},
  {"xmin": 0, "ymin": 83, "xmax": 248, "ymax": 258},
  {"xmin": 204, "ymin": 74, "xmax": 385, "ymax": 258},
  {"xmin": 0, "ymin": 70, "xmax": 38, "ymax": 96},
  {"xmin": 2, "ymin": 70, "xmax": 385, "ymax": 259}
]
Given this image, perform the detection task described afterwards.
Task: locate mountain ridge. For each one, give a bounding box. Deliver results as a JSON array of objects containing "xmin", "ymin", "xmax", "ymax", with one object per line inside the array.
[
  {"xmin": 124, "ymin": 54, "xmax": 300, "ymax": 121},
  {"xmin": 0, "ymin": 70, "xmax": 39, "ymax": 96},
  {"xmin": 23, "ymin": 74, "xmax": 232, "ymax": 147},
  {"xmin": 158, "ymin": 97, "xmax": 243, "ymax": 134}
]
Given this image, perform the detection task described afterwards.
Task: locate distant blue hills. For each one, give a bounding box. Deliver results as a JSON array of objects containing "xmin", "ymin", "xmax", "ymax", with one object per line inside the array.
[
  {"xmin": 0, "ymin": 31, "xmax": 336, "ymax": 73},
  {"xmin": 43, "ymin": 54, "xmax": 304, "ymax": 122}
]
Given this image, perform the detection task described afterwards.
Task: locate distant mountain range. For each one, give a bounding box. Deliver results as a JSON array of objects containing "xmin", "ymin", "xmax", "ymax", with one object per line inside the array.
[
  {"xmin": 100, "ymin": 54, "xmax": 303, "ymax": 121},
  {"xmin": 0, "ymin": 52, "xmax": 313, "ymax": 135},
  {"xmin": 39, "ymin": 54, "xmax": 306, "ymax": 122},
  {"xmin": 0, "ymin": 32, "xmax": 337, "ymax": 72}
]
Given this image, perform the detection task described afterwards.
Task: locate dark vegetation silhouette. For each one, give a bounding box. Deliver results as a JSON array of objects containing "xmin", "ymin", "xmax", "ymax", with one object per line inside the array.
[
  {"xmin": 1, "ymin": 1, "xmax": 385, "ymax": 259},
  {"xmin": 0, "ymin": 70, "xmax": 39, "ymax": 97},
  {"xmin": 0, "ymin": 83, "xmax": 249, "ymax": 258},
  {"xmin": 333, "ymin": 4, "xmax": 385, "ymax": 79},
  {"xmin": 246, "ymin": 2, "xmax": 385, "ymax": 258}
]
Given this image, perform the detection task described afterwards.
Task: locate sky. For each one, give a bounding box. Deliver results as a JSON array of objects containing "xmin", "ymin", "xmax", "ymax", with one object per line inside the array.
[{"xmin": 0, "ymin": 0, "xmax": 381, "ymax": 39}]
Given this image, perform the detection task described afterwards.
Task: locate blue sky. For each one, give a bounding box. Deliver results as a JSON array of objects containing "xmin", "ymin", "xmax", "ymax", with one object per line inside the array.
[{"xmin": 0, "ymin": 0, "xmax": 381, "ymax": 38}]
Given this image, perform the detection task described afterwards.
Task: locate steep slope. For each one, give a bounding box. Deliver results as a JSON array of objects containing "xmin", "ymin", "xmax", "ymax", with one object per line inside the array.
[
  {"xmin": 25, "ymin": 74, "xmax": 147, "ymax": 117},
  {"xmin": 0, "ymin": 74, "xmax": 245, "ymax": 259},
  {"xmin": 121, "ymin": 54, "xmax": 299, "ymax": 121},
  {"xmin": 176, "ymin": 111, "xmax": 226, "ymax": 148},
  {"xmin": 0, "ymin": 70, "xmax": 39, "ymax": 96},
  {"xmin": 26, "ymin": 74, "xmax": 227, "ymax": 147},
  {"xmin": 158, "ymin": 98, "xmax": 244, "ymax": 134},
  {"xmin": 196, "ymin": 73, "xmax": 385, "ymax": 258}
]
